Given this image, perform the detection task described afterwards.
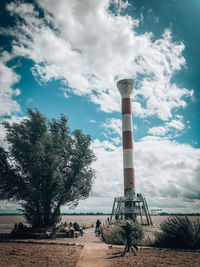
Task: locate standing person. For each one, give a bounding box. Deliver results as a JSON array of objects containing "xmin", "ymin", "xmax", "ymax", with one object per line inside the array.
[
  {"xmin": 121, "ymin": 220, "xmax": 138, "ymax": 256},
  {"xmin": 11, "ymin": 223, "xmax": 19, "ymax": 234},
  {"xmin": 95, "ymin": 219, "xmax": 101, "ymax": 232}
]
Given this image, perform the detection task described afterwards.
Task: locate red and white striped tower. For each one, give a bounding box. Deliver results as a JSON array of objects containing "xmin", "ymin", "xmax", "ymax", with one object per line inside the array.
[
  {"xmin": 110, "ymin": 83, "xmax": 152, "ymax": 222},
  {"xmin": 117, "ymin": 79, "xmax": 135, "ymax": 198}
]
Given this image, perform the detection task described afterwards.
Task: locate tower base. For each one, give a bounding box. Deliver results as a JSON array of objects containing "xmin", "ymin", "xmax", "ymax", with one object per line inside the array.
[{"xmin": 110, "ymin": 193, "xmax": 153, "ymax": 225}]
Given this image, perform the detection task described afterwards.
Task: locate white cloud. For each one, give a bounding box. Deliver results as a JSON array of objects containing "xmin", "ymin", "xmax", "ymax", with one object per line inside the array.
[
  {"xmin": 148, "ymin": 126, "xmax": 169, "ymax": 136},
  {"xmin": 102, "ymin": 118, "xmax": 122, "ymax": 136},
  {"xmin": 75, "ymin": 139, "xmax": 123, "ymax": 211},
  {"xmin": 101, "ymin": 116, "xmax": 137, "ymax": 147},
  {"xmin": 102, "ymin": 117, "xmax": 137, "ymax": 139},
  {"xmin": 110, "ymin": 137, "xmax": 121, "ymax": 145},
  {"xmin": 135, "ymin": 137, "xmax": 200, "ymax": 208},
  {"xmin": 4, "ymin": 0, "xmax": 193, "ymax": 120},
  {"xmin": 148, "ymin": 118, "xmax": 185, "ymax": 137},
  {"xmin": 0, "ymin": 51, "xmax": 24, "ymax": 148},
  {"xmin": 0, "ymin": 116, "xmax": 27, "ymax": 148},
  {"xmin": 0, "ymin": 124, "xmax": 6, "ymax": 148},
  {"xmin": 0, "ymin": 52, "xmax": 21, "ymax": 117},
  {"xmin": 111, "ymin": 0, "xmax": 130, "ymax": 14},
  {"xmin": 166, "ymin": 119, "xmax": 185, "ymax": 131},
  {"xmin": 75, "ymin": 137, "xmax": 200, "ymax": 213},
  {"xmin": 89, "ymin": 119, "xmax": 97, "ymax": 123}
]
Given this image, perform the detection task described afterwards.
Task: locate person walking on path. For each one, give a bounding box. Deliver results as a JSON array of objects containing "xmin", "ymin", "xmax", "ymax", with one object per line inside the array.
[
  {"xmin": 121, "ymin": 220, "xmax": 138, "ymax": 256},
  {"xmin": 95, "ymin": 219, "xmax": 101, "ymax": 232}
]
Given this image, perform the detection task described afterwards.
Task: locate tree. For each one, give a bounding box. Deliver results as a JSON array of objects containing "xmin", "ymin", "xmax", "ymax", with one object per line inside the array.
[{"xmin": 0, "ymin": 109, "xmax": 96, "ymax": 228}]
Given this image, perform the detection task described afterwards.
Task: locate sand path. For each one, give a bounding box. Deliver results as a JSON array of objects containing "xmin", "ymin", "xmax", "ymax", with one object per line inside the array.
[{"xmin": 76, "ymin": 227, "xmax": 109, "ymax": 267}]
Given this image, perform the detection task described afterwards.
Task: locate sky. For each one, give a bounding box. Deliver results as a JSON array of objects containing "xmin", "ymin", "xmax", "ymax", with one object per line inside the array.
[{"xmin": 0, "ymin": 0, "xmax": 200, "ymax": 214}]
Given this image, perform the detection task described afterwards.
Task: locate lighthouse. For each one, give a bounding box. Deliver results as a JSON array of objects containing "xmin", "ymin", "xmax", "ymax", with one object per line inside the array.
[
  {"xmin": 110, "ymin": 79, "xmax": 152, "ymax": 224},
  {"xmin": 117, "ymin": 79, "xmax": 135, "ymax": 198}
]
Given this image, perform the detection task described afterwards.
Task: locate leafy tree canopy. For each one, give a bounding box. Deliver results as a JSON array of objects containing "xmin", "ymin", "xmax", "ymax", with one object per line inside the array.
[{"xmin": 0, "ymin": 109, "xmax": 96, "ymax": 227}]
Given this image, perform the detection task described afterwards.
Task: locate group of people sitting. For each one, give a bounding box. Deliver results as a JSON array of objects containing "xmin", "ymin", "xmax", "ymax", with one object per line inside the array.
[{"xmin": 63, "ymin": 221, "xmax": 84, "ymax": 237}]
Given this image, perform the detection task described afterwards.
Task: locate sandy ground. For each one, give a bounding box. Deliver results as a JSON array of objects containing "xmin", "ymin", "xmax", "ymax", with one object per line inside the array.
[
  {"xmin": 0, "ymin": 227, "xmax": 200, "ymax": 267},
  {"xmin": 0, "ymin": 242, "xmax": 82, "ymax": 267},
  {"xmin": 107, "ymin": 246, "xmax": 200, "ymax": 267}
]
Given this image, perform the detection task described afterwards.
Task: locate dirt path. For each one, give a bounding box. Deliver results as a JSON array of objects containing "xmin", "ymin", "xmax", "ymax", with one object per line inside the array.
[{"xmin": 76, "ymin": 228, "xmax": 109, "ymax": 267}]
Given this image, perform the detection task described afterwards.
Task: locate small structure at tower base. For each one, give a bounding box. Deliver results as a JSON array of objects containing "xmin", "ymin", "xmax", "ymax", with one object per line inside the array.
[{"xmin": 110, "ymin": 193, "xmax": 153, "ymax": 225}]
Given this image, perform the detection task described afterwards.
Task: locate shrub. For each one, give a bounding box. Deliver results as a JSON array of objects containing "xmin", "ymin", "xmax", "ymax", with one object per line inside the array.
[
  {"xmin": 102, "ymin": 220, "xmax": 144, "ymax": 245},
  {"xmin": 81, "ymin": 223, "xmax": 94, "ymax": 229},
  {"xmin": 154, "ymin": 216, "xmax": 200, "ymax": 249}
]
